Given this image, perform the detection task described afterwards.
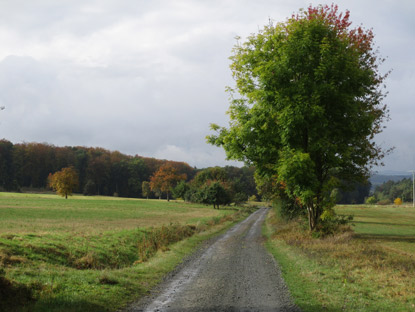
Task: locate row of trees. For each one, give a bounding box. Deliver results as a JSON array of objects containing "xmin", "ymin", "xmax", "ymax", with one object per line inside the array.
[
  {"xmin": 45, "ymin": 155, "xmax": 368, "ymax": 208},
  {"xmin": 369, "ymin": 178, "xmax": 413, "ymax": 204},
  {"xmin": 0, "ymin": 140, "xmax": 258, "ymax": 203},
  {"xmin": 172, "ymin": 166, "xmax": 257, "ymax": 208},
  {"xmin": 0, "ymin": 140, "xmax": 195, "ymax": 197}
]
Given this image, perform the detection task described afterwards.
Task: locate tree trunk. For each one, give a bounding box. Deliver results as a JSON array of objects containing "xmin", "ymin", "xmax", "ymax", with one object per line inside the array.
[
  {"xmin": 167, "ymin": 192, "xmax": 170, "ymax": 202},
  {"xmin": 307, "ymin": 205, "xmax": 316, "ymax": 231},
  {"xmin": 307, "ymin": 202, "xmax": 323, "ymax": 231}
]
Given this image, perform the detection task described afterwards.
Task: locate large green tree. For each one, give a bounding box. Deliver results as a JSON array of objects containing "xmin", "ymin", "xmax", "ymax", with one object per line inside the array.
[{"xmin": 208, "ymin": 5, "xmax": 389, "ymax": 230}]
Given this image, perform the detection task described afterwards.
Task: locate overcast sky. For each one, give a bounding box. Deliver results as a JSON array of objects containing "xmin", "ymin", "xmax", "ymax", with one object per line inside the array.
[{"xmin": 0, "ymin": 0, "xmax": 414, "ymax": 172}]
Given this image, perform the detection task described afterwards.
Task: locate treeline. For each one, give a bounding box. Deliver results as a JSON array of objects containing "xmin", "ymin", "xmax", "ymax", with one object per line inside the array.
[
  {"xmin": 334, "ymin": 182, "xmax": 371, "ymax": 205},
  {"xmin": 173, "ymin": 166, "xmax": 257, "ymax": 208},
  {"xmin": 0, "ymin": 140, "xmax": 195, "ymax": 197},
  {"xmin": 0, "ymin": 140, "xmax": 257, "ymax": 202},
  {"xmin": 369, "ymin": 178, "xmax": 413, "ymax": 204}
]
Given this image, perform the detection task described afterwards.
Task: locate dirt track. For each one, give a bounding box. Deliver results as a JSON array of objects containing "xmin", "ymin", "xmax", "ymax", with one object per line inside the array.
[{"xmin": 125, "ymin": 208, "xmax": 300, "ymax": 312}]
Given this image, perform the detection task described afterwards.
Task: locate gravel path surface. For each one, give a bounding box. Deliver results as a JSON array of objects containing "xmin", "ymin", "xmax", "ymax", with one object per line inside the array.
[{"xmin": 125, "ymin": 208, "xmax": 300, "ymax": 312}]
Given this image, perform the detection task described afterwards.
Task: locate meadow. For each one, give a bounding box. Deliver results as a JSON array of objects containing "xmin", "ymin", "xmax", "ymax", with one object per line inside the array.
[
  {"xmin": 0, "ymin": 192, "xmax": 250, "ymax": 311},
  {"xmin": 265, "ymin": 204, "xmax": 415, "ymax": 311}
]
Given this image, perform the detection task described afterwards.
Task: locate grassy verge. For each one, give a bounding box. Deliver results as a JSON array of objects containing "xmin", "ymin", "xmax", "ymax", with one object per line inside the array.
[
  {"xmin": 264, "ymin": 204, "xmax": 415, "ymax": 311},
  {"xmin": 0, "ymin": 192, "xmax": 252, "ymax": 311}
]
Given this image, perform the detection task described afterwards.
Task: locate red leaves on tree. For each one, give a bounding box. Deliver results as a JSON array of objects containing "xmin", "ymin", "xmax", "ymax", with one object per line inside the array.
[
  {"xmin": 292, "ymin": 3, "xmax": 374, "ymax": 53},
  {"xmin": 150, "ymin": 164, "xmax": 187, "ymax": 201}
]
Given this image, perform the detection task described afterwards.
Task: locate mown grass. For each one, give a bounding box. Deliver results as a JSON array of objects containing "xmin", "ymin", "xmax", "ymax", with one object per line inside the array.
[
  {"xmin": 0, "ymin": 192, "xmax": 251, "ymax": 311},
  {"xmin": 0, "ymin": 192, "xmax": 232, "ymax": 234},
  {"xmin": 338, "ymin": 204, "xmax": 415, "ymax": 254},
  {"xmin": 264, "ymin": 204, "xmax": 415, "ymax": 311}
]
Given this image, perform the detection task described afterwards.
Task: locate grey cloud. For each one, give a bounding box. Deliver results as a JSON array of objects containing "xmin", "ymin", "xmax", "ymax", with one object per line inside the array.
[
  {"xmin": 0, "ymin": 0, "xmax": 414, "ymax": 170},
  {"xmin": 0, "ymin": 0, "xmax": 157, "ymax": 36}
]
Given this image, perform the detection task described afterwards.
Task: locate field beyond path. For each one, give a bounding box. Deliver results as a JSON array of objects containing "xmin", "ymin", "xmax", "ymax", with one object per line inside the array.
[
  {"xmin": 265, "ymin": 204, "xmax": 415, "ymax": 311},
  {"xmin": 0, "ymin": 192, "xmax": 249, "ymax": 311},
  {"xmin": 129, "ymin": 208, "xmax": 300, "ymax": 312}
]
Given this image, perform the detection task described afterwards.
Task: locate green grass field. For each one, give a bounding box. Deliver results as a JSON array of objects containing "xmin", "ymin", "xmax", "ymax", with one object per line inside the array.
[
  {"xmin": 0, "ymin": 192, "xmax": 235, "ymax": 234},
  {"xmin": 0, "ymin": 192, "xmax": 249, "ymax": 311},
  {"xmin": 337, "ymin": 204, "xmax": 415, "ymax": 254},
  {"xmin": 265, "ymin": 204, "xmax": 415, "ymax": 311}
]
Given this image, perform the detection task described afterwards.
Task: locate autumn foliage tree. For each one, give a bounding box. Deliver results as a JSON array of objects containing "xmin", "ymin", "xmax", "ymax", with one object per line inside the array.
[
  {"xmin": 150, "ymin": 164, "xmax": 187, "ymax": 201},
  {"xmin": 208, "ymin": 4, "xmax": 389, "ymax": 230},
  {"xmin": 48, "ymin": 167, "xmax": 79, "ymax": 199}
]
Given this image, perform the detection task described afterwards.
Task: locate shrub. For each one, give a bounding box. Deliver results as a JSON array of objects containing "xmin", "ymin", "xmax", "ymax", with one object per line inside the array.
[
  {"xmin": 233, "ymin": 192, "xmax": 248, "ymax": 205},
  {"xmin": 136, "ymin": 211, "xmax": 246, "ymax": 263},
  {"xmin": 394, "ymin": 197, "xmax": 403, "ymax": 205},
  {"xmin": 275, "ymin": 198, "xmax": 304, "ymax": 221},
  {"xmin": 316, "ymin": 213, "xmax": 353, "ymax": 237},
  {"xmin": 137, "ymin": 224, "xmax": 197, "ymax": 262},
  {"xmin": 365, "ymin": 196, "xmax": 377, "ymax": 205},
  {"xmin": 172, "ymin": 180, "xmax": 189, "ymax": 200}
]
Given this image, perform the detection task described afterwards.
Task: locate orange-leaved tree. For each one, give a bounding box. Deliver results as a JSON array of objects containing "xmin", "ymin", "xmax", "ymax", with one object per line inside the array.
[
  {"xmin": 48, "ymin": 166, "xmax": 79, "ymax": 199},
  {"xmin": 394, "ymin": 198, "xmax": 403, "ymax": 205},
  {"xmin": 150, "ymin": 164, "xmax": 186, "ymax": 201}
]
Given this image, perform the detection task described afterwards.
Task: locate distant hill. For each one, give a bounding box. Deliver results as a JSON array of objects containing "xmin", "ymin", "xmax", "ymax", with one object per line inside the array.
[{"xmin": 370, "ymin": 172, "xmax": 412, "ymax": 189}]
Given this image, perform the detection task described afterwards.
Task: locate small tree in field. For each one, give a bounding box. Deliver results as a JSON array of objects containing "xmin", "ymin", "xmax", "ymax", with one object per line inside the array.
[
  {"xmin": 208, "ymin": 4, "xmax": 390, "ymax": 231},
  {"xmin": 150, "ymin": 164, "xmax": 187, "ymax": 201},
  {"xmin": 365, "ymin": 196, "xmax": 377, "ymax": 205},
  {"xmin": 48, "ymin": 167, "xmax": 79, "ymax": 199},
  {"xmin": 204, "ymin": 182, "xmax": 231, "ymax": 209},
  {"xmin": 172, "ymin": 180, "xmax": 190, "ymax": 200}
]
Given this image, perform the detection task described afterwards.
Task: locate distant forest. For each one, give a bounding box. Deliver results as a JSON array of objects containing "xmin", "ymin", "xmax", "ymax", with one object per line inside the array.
[
  {"xmin": 0, "ymin": 139, "xmax": 375, "ymax": 204},
  {"xmin": 335, "ymin": 182, "xmax": 371, "ymax": 205},
  {"xmin": 0, "ymin": 139, "xmax": 256, "ymax": 199},
  {"xmin": 370, "ymin": 178, "xmax": 413, "ymax": 204}
]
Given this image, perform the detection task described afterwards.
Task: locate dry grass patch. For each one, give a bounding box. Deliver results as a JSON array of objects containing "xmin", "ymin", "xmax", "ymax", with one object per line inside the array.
[
  {"xmin": 266, "ymin": 206, "xmax": 415, "ymax": 311},
  {"xmin": 0, "ymin": 251, "xmax": 27, "ymax": 266}
]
